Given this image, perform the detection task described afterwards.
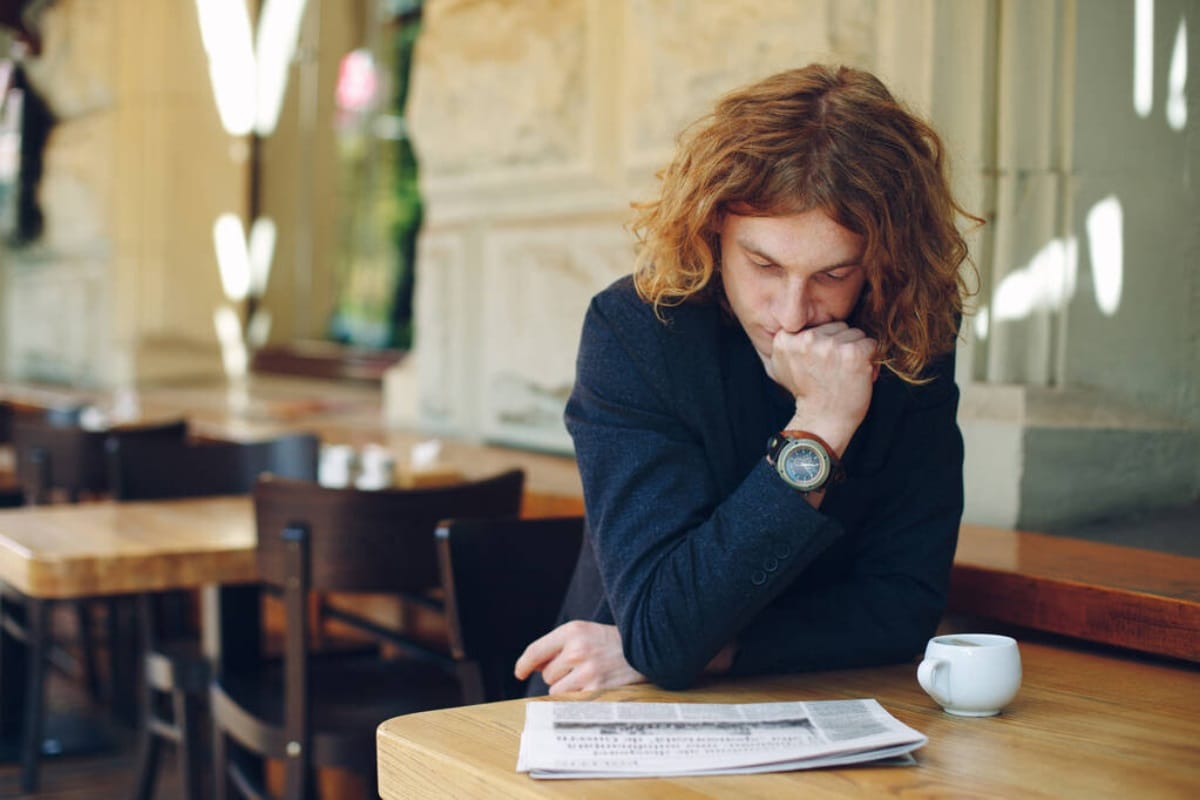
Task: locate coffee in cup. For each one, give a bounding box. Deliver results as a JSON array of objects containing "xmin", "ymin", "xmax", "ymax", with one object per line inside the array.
[{"xmin": 917, "ymin": 633, "xmax": 1021, "ymax": 717}]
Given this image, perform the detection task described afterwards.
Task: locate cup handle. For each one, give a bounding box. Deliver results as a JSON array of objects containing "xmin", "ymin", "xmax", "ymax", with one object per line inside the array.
[{"xmin": 917, "ymin": 658, "xmax": 951, "ymax": 706}]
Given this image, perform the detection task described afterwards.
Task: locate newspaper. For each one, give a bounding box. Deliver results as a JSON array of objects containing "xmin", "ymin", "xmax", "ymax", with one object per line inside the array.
[{"xmin": 516, "ymin": 699, "xmax": 925, "ymax": 779}]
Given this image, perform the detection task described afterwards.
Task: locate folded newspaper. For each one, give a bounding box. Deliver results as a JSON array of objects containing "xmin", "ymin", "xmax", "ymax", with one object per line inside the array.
[{"xmin": 517, "ymin": 699, "xmax": 926, "ymax": 779}]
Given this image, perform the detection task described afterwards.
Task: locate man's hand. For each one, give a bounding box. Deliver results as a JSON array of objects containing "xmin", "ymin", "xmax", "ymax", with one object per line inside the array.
[
  {"xmin": 514, "ymin": 621, "xmax": 646, "ymax": 695},
  {"xmin": 767, "ymin": 320, "xmax": 877, "ymax": 455}
]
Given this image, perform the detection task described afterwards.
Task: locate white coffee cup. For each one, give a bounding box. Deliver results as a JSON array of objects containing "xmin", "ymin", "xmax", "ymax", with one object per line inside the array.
[{"xmin": 917, "ymin": 633, "xmax": 1022, "ymax": 717}]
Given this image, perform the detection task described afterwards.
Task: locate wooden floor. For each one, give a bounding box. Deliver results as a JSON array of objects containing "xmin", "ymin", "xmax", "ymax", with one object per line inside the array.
[
  {"xmin": 0, "ymin": 672, "xmax": 148, "ymax": 799},
  {"xmin": 0, "ymin": 599, "xmax": 377, "ymax": 800},
  {"xmin": 0, "ymin": 669, "xmax": 370, "ymax": 799}
]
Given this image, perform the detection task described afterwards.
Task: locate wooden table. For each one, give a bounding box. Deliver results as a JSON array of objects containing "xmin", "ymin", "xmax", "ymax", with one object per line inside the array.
[
  {"xmin": 377, "ymin": 637, "xmax": 1200, "ymax": 799},
  {"xmin": 0, "ymin": 495, "xmax": 256, "ymax": 599},
  {"xmin": 951, "ymin": 523, "xmax": 1200, "ymax": 662},
  {"xmin": 0, "ymin": 496, "xmax": 260, "ymax": 787}
]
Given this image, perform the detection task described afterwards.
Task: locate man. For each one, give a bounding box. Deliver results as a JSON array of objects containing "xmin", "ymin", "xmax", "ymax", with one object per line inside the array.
[{"xmin": 517, "ymin": 64, "xmax": 977, "ymax": 694}]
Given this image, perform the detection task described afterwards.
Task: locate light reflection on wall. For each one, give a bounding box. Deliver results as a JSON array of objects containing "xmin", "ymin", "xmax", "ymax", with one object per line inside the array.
[
  {"xmin": 195, "ymin": 0, "xmax": 307, "ymax": 378},
  {"xmin": 1135, "ymin": 0, "xmax": 1155, "ymax": 118},
  {"xmin": 974, "ymin": 236, "xmax": 1078, "ymax": 341},
  {"xmin": 195, "ymin": 0, "xmax": 256, "ymax": 136},
  {"xmin": 975, "ymin": 4, "xmax": 1187, "ymax": 344},
  {"xmin": 195, "ymin": 0, "xmax": 308, "ymax": 137},
  {"xmin": 1085, "ymin": 197, "xmax": 1124, "ymax": 317},
  {"xmin": 252, "ymin": 0, "xmax": 309, "ymax": 136},
  {"xmin": 1167, "ymin": 17, "xmax": 1188, "ymax": 131},
  {"xmin": 974, "ymin": 195, "xmax": 1128, "ymax": 340}
]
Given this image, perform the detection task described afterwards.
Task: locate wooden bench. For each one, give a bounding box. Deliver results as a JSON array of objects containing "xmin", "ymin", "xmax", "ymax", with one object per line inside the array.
[{"xmin": 949, "ymin": 524, "xmax": 1200, "ymax": 663}]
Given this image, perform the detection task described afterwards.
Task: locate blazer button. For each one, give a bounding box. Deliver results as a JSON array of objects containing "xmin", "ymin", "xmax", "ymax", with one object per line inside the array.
[
  {"xmin": 762, "ymin": 557, "xmax": 779, "ymax": 572},
  {"xmin": 773, "ymin": 542, "xmax": 792, "ymax": 559},
  {"xmin": 751, "ymin": 570, "xmax": 768, "ymax": 586}
]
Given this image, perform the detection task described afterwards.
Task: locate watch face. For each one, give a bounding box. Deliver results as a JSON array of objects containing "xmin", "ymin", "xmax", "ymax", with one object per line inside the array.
[{"xmin": 780, "ymin": 441, "xmax": 830, "ymax": 491}]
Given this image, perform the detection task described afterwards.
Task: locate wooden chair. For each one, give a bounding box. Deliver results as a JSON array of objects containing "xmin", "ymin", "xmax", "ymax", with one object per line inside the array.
[
  {"xmin": 210, "ymin": 469, "xmax": 525, "ymax": 800},
  {"xmin": 3, "ymin": 415, "xmax": 188, "ymax": 792},
  {"xmin": 107, "ymin": 432, "xmax": 320, "ymax": 501},
  {"xmin": 12, "ymin": 415, "xmax": 187, "ymax": 504},
  {"xmin": 0, "ymin": 401, "xmax": 25, "ymax": 508},
  {"xmin": 436, "ymin": 516, "xmax": 584, "ymax": 703},
  {"xmin": 105, "ymin": 433, "xmax": 320, "ymax": 800}
]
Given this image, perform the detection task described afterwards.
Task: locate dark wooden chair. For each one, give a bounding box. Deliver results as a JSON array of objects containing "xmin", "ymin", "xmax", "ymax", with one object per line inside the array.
[
  {"xmin": 436, "ymin": 516, "xmax": 584, "ymax": 703},
  {"xmin": 0, "ymin": 401, "xmax": 25, "ymax": 508},
  {"xmin": 105, "ymin": 433, "xmax": 320, "ymax": 800},
  {"xmin": 12, "ymin": 415, "xmax": 187, "ymax": 504},
  {"xmin": 210, "ymin": 469, "xmax": 525, "ymax": 800},
  {"xmin": 3, "ymin": 415, "xmax": 188, "ymax": 792}
]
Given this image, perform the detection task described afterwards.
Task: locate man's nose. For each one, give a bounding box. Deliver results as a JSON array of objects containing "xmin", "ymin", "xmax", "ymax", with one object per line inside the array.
[{"xmin": 775, "ymin": 281, "xmax": 811, "ymax": 333}]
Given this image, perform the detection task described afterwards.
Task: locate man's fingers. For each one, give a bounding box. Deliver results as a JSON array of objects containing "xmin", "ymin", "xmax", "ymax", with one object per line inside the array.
[
  {"xmin": 831, "ymin": 326, "xmax": 868, "ymax": 344},
  {"xmin": 541, "ymin": 655, "xmax": 577, "ymax": 688},
  {"xmin": 806, "ymin": 320, "xmax": 850, "ymax": 336},
  {"xmin": 513, "ymin": 627, "xmax": 564, "ymax": 679}
]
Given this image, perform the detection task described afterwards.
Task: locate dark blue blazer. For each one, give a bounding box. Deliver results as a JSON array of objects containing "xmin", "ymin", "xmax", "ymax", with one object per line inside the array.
[{"xmin": 553, "ymin": 276, "xmax": 964, "ymax": 691}]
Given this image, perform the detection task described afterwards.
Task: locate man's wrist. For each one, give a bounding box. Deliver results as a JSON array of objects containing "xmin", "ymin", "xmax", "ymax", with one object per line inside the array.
[{"xmin": 784, "ymin": 413, "xmax": 855, "ymax": 457}]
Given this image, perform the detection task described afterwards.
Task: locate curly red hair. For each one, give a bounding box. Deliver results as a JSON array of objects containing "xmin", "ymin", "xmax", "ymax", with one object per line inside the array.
[{"xmin": 632, "ymin": 64, "xmax": 979, "ymax": 383}]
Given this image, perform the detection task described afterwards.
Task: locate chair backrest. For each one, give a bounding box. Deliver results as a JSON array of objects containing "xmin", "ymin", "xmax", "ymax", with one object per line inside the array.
[
  {"xmin": 253, "ymin": 469, "xmax": 526, "ymax": 595},
  {"xmin": 106, "ymin": 432, "xmax": 319, "ymax": 500},
  {"xmin": 13, "ymin": 416, "xmax": 188, "ymax": 504},
  {"xmin": 0, "ymin": 401, "xmax": 11, "ymax": 443},
  {"xmin": 436, "ymin": 515, "xmax": 584, "ymax": 702}
]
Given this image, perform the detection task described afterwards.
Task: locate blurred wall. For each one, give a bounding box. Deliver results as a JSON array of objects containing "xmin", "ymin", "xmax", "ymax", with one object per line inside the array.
[
  {"xmin": 0, "ymin": 0, "xmax": 357, "ymax": 386},
  {"xmin": 0, "ymin": 0, "xmax": 247, "ymax": 386}
]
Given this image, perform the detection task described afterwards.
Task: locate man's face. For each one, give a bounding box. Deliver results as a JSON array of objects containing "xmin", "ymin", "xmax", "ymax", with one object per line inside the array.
[{"xmin": 719, "ymin": 209, "xmax": 868, "ymax": 365}]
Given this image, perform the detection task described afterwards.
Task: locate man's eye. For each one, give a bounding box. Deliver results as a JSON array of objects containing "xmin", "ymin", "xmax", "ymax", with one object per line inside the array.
[
  {"xmin": 750, "ymin": 259, "xmax": 776, "ymax": 269},
  {"xmin": 818, "ymin": 270, "xmax": 852, "ymax": 282}
]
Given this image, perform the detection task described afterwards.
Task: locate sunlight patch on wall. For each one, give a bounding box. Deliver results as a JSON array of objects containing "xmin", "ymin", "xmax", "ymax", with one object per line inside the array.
[
  {"xmin": 214, "ymin": 213, "xmax": 253, "ymax": 301},
  {"xmin": 196, "ymin": 0, "xmax": 256, "ymax": 135},
  {"xmin": 254, "ymin": 0, "xmax": 309, "ymax": 136},
  {"xmin": 973, "ymin": 198, "xmax": 1125, "ymax": 340},
  {"xmin": 1166, "ymin": 17, "xmax": 1188, "ymax": 131},
  {"xmin": 1134, "ymin": 0, "xmax": 1155, "ymax": 118},
  {"xmin": 975, "ymin": 236, "xmax": 1078, "ymax": 341},
  {"xmin": 195, "ymin": 0, "xmax": 308, "ymax": 136},
  {"xmin": 994, "ymin": 238, "xmax": 1079, "ymax": 320},
  {"xmin": 214, "ymin": 214, "xmax": 276, "ymax": 304},
  {"xmin": 1086, "ymin": 196, "xmax": 1124, "ymax": 317}
]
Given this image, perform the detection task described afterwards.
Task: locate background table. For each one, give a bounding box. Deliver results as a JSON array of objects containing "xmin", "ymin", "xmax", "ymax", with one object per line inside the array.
[
  {"xmin": 0, "ymin": 496, "xmax": 256, "ymax": 599},
  {"xmin": 377, "ymin": 637, "xmax": 1200, "ymax": 798},
  {"xmin": 0, "ymin": 497, "xmax": 258, "ymax": 759}
]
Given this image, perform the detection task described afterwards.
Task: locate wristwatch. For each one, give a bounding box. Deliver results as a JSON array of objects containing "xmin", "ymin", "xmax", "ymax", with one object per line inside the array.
[{"xmin": 765, "ymin": 430, "xmax": 845, "ymax": 493}]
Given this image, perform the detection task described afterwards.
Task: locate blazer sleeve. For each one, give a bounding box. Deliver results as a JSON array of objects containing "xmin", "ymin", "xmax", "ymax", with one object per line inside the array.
[
  {"xmin": 565, "ymin": 290, "xmax": 845, "ymax": 689},
  {"xmin": 729, "ymin": 351, "xmax": 964, "ymax": 675}
]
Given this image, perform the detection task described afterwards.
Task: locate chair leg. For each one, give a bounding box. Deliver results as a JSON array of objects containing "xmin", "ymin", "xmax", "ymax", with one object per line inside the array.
[
  {"xmin": 20, "ymin": 598, "xmax": 49, "ymax": 793},
  {"xmin": 130, "ymin": 720, "xmax": 161, "ymax": 800},
  {"xmin": 76, "ymin": 600, "xmax": 103, "ymax": 704},
  {"xmin": 131, "ymin": 638, "xmax": 160, "ymax": 800},
  {"xmin": 175, "ymin": 688, "xmax": 206, "ymax": 800},
  {"xmin": 283, "ymin": 756, "xmax": 315, "ymax": 800},
  {"xmin": 0, "ymin": 592, "xmax": 28, "ymax": 743},
  {"xmin": 213, "ymin": 727, "xmax": 230, "ymax": 800},
  {"xmin": 109, "ymin": 597, "xmax": 141, "ymax": 726}
]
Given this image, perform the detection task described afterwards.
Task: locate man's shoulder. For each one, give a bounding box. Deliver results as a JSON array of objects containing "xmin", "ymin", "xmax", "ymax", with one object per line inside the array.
[{"xmin": 590, "ymin": 275, "xmax": 719, "ymax": 336}]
